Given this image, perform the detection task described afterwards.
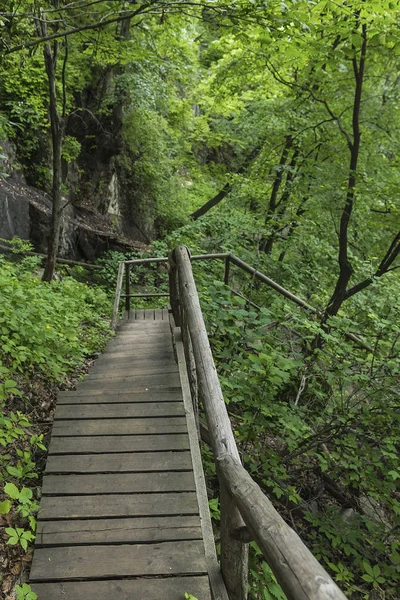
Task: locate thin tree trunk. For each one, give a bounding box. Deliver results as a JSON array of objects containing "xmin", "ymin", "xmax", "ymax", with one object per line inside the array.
[
  {"xmin": 191, "ymin": 182, "xmax": 231, "ymax": 220},
  {"xmin": 190, "ymin": 146, "xmax": 261, "ymax": 220},
  {"xmin": 42, "ymin": 39, "xmax": 65, "ymax": 281},
  {"xmin": 322, "ymin": 24, "xmax": 367, "ymax": 322},
  {"xmin": 278, "ymin": 194, "xmax": 308, "ymax": 262},
  {"xmin": 264, "ymin": 140, "xmax": 298, "ymax": 254}
]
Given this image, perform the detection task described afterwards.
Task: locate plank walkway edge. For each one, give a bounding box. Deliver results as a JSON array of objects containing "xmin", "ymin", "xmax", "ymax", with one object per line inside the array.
[{"xmin": 29, "ymin": 310, "xmax": 217, "ymax": 600}]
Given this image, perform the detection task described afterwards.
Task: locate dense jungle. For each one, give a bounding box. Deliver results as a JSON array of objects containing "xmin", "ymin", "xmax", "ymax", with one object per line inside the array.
[{"xmin": 0, "ymin": 2, "xmax": 399, "ymax": 599}]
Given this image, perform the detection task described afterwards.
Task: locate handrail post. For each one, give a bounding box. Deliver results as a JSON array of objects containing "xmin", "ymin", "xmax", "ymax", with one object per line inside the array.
[
  {"xmin": 111, "ymin": 261, "xmax": 125, "ymax": 330},
  {"xmin": 125, "ymin": 263, "xmax": 131, "ymax": 319},
  {"xmin": 168, "ymin": 251, "xmax": 181, "ymax": 327},
  {"xmin": 224, "ymin": 255, "xmax": 231, "ymax": 285}
]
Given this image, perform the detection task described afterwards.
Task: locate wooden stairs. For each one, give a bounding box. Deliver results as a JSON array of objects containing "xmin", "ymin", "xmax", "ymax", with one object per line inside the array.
[{"xmin": 29, "ymin": 309, "xmax": 217, "ymax": 600}]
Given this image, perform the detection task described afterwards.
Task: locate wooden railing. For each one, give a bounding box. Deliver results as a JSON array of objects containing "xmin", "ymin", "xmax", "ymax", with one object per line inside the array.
[
  {"xmin": 112, "ymin": 249, "xmax": 372, "ymax": 353},
  {"xmin": 112, "ymin": 246, "xmax": 353, "ymax": 600}
]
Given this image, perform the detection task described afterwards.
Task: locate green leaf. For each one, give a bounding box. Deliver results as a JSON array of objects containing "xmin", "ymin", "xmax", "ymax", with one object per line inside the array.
[
  {"xmin": 5, "ymin": 482, "xmax": 19, "ymax": 499},
  {"xmin": 7, "ymin": 465, "xmax": 22, "ymax": 478},
  {"xmin": 0, "ymin": 499, "xmax": 12, "ymax": 514}
]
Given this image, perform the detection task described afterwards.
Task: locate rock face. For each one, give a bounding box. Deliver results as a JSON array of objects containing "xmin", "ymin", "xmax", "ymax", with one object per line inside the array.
[
  {"xmin": 1, "ymin": 66, "xmax": 159, "ymax": 258},
  {"xmin": 0, "ymin": 177, "xmax": 141, "ymax": 260},
  {"xmin": 0, "ymin": 128, "xmax": 148, "ymax": 259}
]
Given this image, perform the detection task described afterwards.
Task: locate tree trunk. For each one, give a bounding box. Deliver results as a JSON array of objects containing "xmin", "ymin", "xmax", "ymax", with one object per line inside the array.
[
  {"xmin": 41, "ymin": 37, "xmax": 66, "ymax": 282},
  {"xmin": 264, "ymin": 140, "xmax": 298, "ymax": 254},
  {"xmin": 190, "ymin": 146, "xmax": 261, "ymax": 220},
  {"xmin": 321, "ymin": 24, "xmax": 367, "ymax": 323},
  {"xmin": 191, "ymin": 182, "xmax": 231, "ymax": 221}
]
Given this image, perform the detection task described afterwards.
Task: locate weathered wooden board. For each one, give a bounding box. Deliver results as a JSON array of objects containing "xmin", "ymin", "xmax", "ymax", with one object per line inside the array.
[
  {"xmin": 116, "ymin": 330, "xmax": 171, "ymax": 337},
  {"xmin": 42, "ymin": 471, "xmax": 196, "ymax": 495},
  {"xmin": 31, "ymin": 577, "xmax": 211, "ymax": 600},
  {"xmin": 30, "ymin": 540, "xmax": 207, "ymax": 581},
  {"xmin": 51, "ymin": 417, "xmax": 187, "ymax": 436},
  {"xmin": 55, "ymin": 402, "xmax": 184, "ymax": 420},
  {"xmin": 106, "ymin": 333, "xmax": 172, "ymax": 344},
  {"xmin": 45, "ymin": 451, "xmax": 193, "ymax": 474},
  {"xmin": 94, "ymin": 350, "xmax": 175, "ymax": 362},
  {"xmin": 56, "ymin": 391, "xmax": 183, "ymax": 404},
  {"xmin": 89, "ymin": 356, "xmax": 177, "ymax": 369},
  {"xmin": 49, "ymin": 433, "xmax": 190, "ymax": 454},
  {"xmin": 85, "ymin": 365, "xmax": 179, "ymax": 379},
  {"xmin": 99, "ymin": 348, "xmax": 175, "ymax": 358},
  {"xmin": 35, "ymin": 515, "xmax": 202, "ymax": 546},
  {"xmin": 38, "ymin": 492, "xmax": 199, "ymax": 519},
  {"xmin": 119, "ymin": 327, "xmax": 170, "ymax": 333},
  {"xmin": 57, "ymin": 385, "xmax": 182, "ymax": 398},
  {"xmin": 78, "ymin": 373, "xmax": 181, "ymax": 390}
]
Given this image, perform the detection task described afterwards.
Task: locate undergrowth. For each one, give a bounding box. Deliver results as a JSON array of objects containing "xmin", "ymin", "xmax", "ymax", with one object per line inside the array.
[{"xmin": 0, "ymin": 246, "xmax": 112, "ymax": 598}]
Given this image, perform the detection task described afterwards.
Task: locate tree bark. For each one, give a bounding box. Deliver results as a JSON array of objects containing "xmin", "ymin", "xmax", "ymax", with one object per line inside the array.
[
  {"xmin": 322, "ymin": 25, "xmax": 367, "ymax": 321},
  {"xmin": 263, "ymin": 138, "xmax": 298, "ymax": 254},
  {"xmin": 42, "ymin": 43, "xmax": 65, "ymax": 281},
  {"xmin": 191, "ymin": 182, "xmax": 231, "ymax": 220},
  {"xmin": 190, "ymin": 146, "xmax": 261, "ymax": 220}
]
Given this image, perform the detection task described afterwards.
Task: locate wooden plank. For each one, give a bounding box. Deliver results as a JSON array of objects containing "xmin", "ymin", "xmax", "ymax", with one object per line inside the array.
[
  {"xmin": 77, "ymin": 372, "xmax": 181, "ymax": 390},
  {"xmin": 42, "ymin": 471, "xmax": 196, "ymax": 495},
  {"xmin": 57, "ymin": 391, "xmax": 183, "ymax": 404},
  {"xmin": 49, "ymin": 433, "xmax": 190, "ymax": 454},
  {"xmin": 135, "ymin": 308, "xmax": 145, "ymax": 320},
  {"xmin": 106, "ymin": 333, "xmax": 172, "ymax": 344},
  {"xmin": 120, "ymin": 320, "xmax": 169, "ymax": 328},
  {"xmin": 31, "ymin": 576, "xmax": 211, "ymax": 600},
  {"xmin": 51, "ymin": 417, "xmax": 187, "ymax": 436},
  {"xmin": 30, "ymin": 540, "xmax": 207, "ymax": 581},
  {"xmin": 57, "ymin": 386, "xmax": 182, "ymax": 398},
  {"xmin": 35, "ymin": 515, "xmax": 202, "ymax": 546},
  {"xmin": 45, "ymin": 451, "xmax": 193, "ymax": 473},
  {"xmin": 100, "ymin": 348, "xmax": 175, "ymax": 359},
  {"xmin": 86, "ymin": 364, "xmax": 179, "ymax": 379},
  {"xmin": 114, "ymin": 331, "xmax": 172, "ymax": 339},
  {"xmin": 37, "ymin": 492, "xmax": 199, "ymax": 520},
  {"xmin": 55, "ymin": 402, "xmax": 184, "ymax": 420},
  {"xmin": 154, "ymin": 309, "xmax": 163, "ymax": 320},
  {"xmin": 89, "ymin": 357, "xmax": 177, "ymax": 371}
]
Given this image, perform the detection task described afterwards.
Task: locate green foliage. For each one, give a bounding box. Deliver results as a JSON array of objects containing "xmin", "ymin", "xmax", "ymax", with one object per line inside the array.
[
  {"xmin": 0, "ymin": 258, "xmax": 112, "ymax": 379},
  {"xmin": 0, "ymin": 250, "xmax": 113, "ymax": 573},
  {"xmin": 61, "ymin": 136, "xmax": 81, "ymax": 163},
  {"xmin": 15, "ymin": 584, "xmax": 37, "ymax": 600}
]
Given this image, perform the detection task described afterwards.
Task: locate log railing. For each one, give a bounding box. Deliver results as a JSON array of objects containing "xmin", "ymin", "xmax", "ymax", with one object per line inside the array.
[
  {"xmin": 112, "ymin": 246, "xmax": 352, "ymax": 600},
  {"xmin": 168, "ymin": 246, "xmax": 347, "ymax": 600},
  {"xmin": 112, "ymin": 249, "xmax": 372, "ymax": 353}
]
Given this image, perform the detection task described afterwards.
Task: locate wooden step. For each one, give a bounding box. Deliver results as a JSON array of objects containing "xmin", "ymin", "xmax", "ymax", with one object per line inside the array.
[
  {"xmin": 32, "ymin": 576, "xmax": 211, "ymax": 600},
  {"xmin": 29, "ymin": 305, "xmax": 214, "ymax": 600},
  {"xmin": 49, "ymin": 433, "xmax": 190, "ymax": 454}
]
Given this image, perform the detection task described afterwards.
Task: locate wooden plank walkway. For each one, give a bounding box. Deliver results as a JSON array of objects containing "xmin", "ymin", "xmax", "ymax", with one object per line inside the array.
[{"xmin": 30, "ymin": 309, "xmax": 214, "ymax": 600}]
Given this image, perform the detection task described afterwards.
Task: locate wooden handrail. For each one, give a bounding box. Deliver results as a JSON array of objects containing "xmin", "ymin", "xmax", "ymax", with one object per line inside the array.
[
  {"xmin": 170, "ymin": 246, "xmax": 248, "ymax": 600},
  {"xmin": 169, "ymin": 245, "xmax": 348, "ymax": 600},
  {"xmin": 113, "ymin": 250, "xmax": 372, "ymax": 351},
  {"xmin": 218, "ymin": 455, "xmax": 347, "ymax": 600}
]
